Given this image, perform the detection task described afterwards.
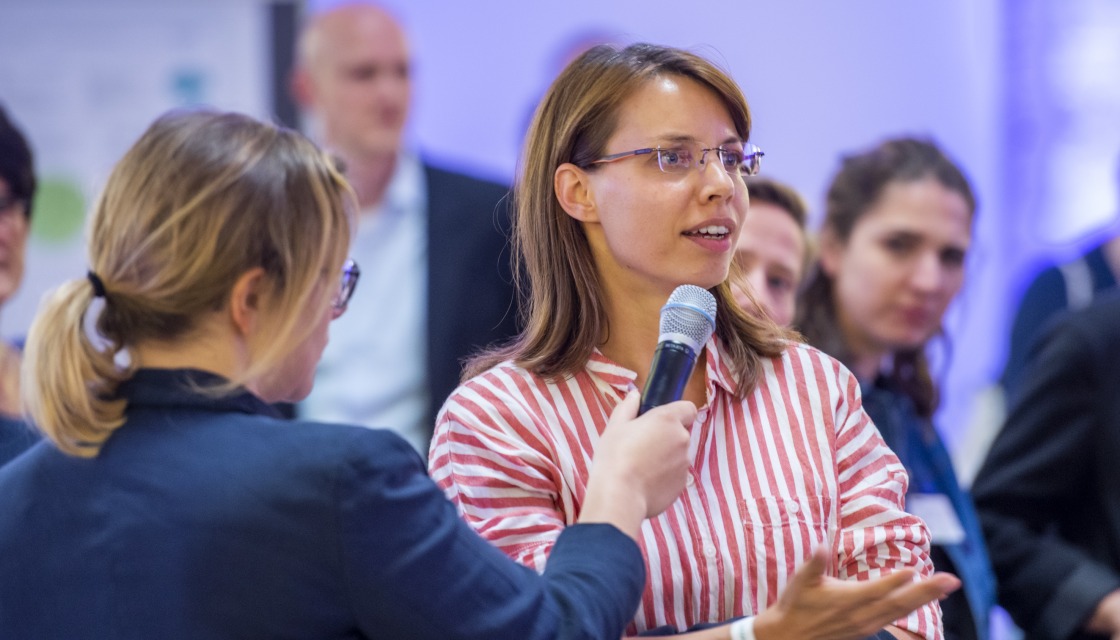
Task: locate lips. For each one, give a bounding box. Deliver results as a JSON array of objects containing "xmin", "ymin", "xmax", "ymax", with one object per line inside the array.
[{"xmin": 897, "ymin": 306, "xmax": 938, "ymax": 328}]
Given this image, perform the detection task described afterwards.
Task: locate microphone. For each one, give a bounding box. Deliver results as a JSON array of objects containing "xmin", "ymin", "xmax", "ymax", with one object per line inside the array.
[{"xmin": 638, "ymin": 285, "xmax": 717, "ymax": 415}]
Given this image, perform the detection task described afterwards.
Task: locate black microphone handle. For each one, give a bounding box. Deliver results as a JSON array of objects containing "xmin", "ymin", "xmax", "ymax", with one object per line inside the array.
[{"xmin": 638, "ymin": 340, "xmax": 699, "ymax": 415}]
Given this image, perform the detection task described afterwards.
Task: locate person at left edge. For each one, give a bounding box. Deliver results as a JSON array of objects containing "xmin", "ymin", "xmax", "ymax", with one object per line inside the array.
[
  {"xmin": 0, "ymin": 108, "xmax": 701, "ymax": 639},
  {"xmin": 0, "ymin": 104, "xmax": 39, "ymax": 466}
]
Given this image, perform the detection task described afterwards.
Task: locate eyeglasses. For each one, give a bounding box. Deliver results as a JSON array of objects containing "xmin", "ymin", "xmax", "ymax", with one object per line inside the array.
[
  {"xmin": 332, "ymin": 259, "xmax": 360, "ymax": 312},
  {"xmin": 588, "ymin": 143, "xmax": 764, "ymax": 177}
]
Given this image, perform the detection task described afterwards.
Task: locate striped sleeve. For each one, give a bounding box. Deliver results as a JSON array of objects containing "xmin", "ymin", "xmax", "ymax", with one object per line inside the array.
[
  {"xmin": 831, "ymin": 361, "xmax": 942, "ymax": 640},
  {"xmin": 428, "ymin": 369, "xmax": 570, "ymax": 571}
]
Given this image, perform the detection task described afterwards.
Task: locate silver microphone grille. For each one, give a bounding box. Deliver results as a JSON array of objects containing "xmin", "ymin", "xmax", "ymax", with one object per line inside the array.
[{"xmin": 658, "ymin": 285, "xmax": 717, "ymax": 351}]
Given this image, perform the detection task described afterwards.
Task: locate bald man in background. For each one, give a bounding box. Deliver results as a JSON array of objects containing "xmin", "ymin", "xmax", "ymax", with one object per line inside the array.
[{"xmin": 290, "ymin": 2, "xmax": 518, "ymax": 453}]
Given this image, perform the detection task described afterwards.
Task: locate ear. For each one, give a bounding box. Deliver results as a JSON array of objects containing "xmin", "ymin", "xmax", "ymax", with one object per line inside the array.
[
  {"xmin": 227, "ymin": 267, "xmax": 270, "ymax": 338},
  {"xmin": 554, "ymin": 163, "xmax": 599, "ymax": 223},
  {"xmin": 289, "ymin": 65, "xmax": 315, "ymax": 109},
  {"xmin": 816, "ymin": 227, "xmax": 844, "ymax": 277}
]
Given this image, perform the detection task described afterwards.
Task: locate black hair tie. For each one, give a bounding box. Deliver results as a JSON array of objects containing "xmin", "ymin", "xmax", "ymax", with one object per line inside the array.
[{"xmin": 87, "ymin": 271, "xmax": 107, "ymax": 298}]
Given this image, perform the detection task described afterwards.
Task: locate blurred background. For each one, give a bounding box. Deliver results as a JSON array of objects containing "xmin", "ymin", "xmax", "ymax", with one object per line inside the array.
[{"xmin": 1, "ymin": 0, "xmax": 1118, "ymax": 476}]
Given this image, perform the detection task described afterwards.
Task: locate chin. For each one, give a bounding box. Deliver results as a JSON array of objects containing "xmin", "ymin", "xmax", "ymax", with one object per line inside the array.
[
  {"xmin": 255, "ymin": 376, "xmax": 314, "ymax": 406},
  {"xmin": 362, "ymin": 131, "xmax": 404, "ymax": 156}
]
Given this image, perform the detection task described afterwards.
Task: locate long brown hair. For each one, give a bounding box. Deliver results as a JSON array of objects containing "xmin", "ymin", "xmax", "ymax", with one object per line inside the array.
[
  {"xmin": 466, "ymin": 43, "xmax": 789, "ymax": 394},
  {"xmin": 22, "ymin": 109, "xmax": 353, "ymax": 456},
  {"xmin": 795, "ymin": 137, "xmax": 976, "ymax": 417}
]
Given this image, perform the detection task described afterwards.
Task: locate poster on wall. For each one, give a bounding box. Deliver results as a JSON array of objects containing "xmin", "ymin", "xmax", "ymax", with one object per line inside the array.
[{"xmin": 0, "ymin": 0, "xmax": 273, "ymax": 340}]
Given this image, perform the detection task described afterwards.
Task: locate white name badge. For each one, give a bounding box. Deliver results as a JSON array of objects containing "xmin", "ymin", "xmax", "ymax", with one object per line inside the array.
[{"xmin": 907, "ymin": 493, "xmax": 966, "ymax": 545}]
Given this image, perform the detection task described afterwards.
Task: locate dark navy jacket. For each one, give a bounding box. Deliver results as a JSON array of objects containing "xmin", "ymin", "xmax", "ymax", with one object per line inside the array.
[
  {"xmin": 1003, "ymin": 244, "xmax": 1117, "ymax": 402},
  {"xmin": 975, "ymin": 293, "xmax": 1120, "ymax": 640},
  {"xmin": 0, "ymin": 369, "xmax": 644, "ymax": 639},
  {"xmin": 0, "ymin": 416, "xmax": 38, "ymax": 466}
]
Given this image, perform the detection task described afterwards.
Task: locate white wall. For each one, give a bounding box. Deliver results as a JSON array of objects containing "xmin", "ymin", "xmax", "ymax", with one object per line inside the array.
[
  {"xmin": 0, "ymin": 0, "xmax": 1011, "ymax": 452},
  {"xmin": 319, "ymin": 0, "xmax": 1006, "ymax": 450}
]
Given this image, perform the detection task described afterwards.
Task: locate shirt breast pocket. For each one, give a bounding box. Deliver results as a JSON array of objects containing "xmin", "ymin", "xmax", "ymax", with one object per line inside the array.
[{"xmin": 738, "ymin": 495, "xmax": 833, "ymax": 594}]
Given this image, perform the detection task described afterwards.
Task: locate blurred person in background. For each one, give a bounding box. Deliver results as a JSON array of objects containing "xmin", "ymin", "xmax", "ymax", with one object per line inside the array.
[
  {"xmin": 0, "ymin": 104, "xmax": 38, "ymax": 465},
  {"xmin": 731, "ymin": 175, "xmax": 811, "ymax": 327},
  {"xmin": 290, "ymin": 1, "xmax": 518, "ymax": 453},
  {"xmin": 1000, "ymin": 157, "xmax": 1120, "ymax": 403},
  {"xmin": 974, "ymin": 290, "xmax": 1120, "ymax": 640},
  {"xmin": 795, "ymin": 137, "xmax": 996, "ymax": 640}
]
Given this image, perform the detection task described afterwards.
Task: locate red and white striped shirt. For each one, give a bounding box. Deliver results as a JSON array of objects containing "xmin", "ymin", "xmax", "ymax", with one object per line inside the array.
[{"xmin": 429, "ymin": 340, "xmax": 941, "ymax": 638}]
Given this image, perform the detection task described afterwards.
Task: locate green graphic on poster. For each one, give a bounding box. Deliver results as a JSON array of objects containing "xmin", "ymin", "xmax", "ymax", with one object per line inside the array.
[{"xmin": 30, "ymin": 177, "xmax": 85, "ymax": 243}]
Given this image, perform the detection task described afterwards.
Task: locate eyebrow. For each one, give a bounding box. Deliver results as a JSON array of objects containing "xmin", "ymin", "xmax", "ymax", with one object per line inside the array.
[
  {"xmin": 769, "ymin": 264, "xmax": 797, "ymax": 278},
  {"xmin": 884, "ymin": 228, "xmax": 971, "ymax": 251},
  {"xmin": 651, "ymin": 133, "xmax": 742, "ymax": 146}
]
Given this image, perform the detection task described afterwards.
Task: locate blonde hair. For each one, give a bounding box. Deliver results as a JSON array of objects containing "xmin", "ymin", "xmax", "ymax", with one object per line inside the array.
[
  {"xmin": 22, "ymin": 109, "xmax": 353, "ymax": 457},
  {"xmin": 467, "ymin": 43, "xmax": 790, "ymax": 392}
]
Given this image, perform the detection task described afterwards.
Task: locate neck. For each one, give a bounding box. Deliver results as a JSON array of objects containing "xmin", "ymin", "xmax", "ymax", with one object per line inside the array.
[
  {"xmin": 598, "ymin": 282, "xmax": 709, "ymax": 407},
  {"xmin": 846, "ymin": 351, "xmax": 884, "ymax": 383},
  {"xmin": 338, "ymin": 151, "xmax": 398, "ymax": 211},
  {"xmin": 132, "ymin": 323, "xmax": 246, "ymax": 385},
  {"xmin": 831, "ymin": 304, "xmax": 883, "ymax": 383}
]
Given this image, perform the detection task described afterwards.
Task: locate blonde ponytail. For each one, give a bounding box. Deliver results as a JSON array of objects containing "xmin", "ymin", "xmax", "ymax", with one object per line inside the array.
[{"xmin": 22, "ymin": 280, "xmax": 131, "ymax": 457}]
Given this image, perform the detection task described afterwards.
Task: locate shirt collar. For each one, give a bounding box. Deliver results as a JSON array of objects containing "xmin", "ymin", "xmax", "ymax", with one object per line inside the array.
[
  {"xmin": 586, "ymin": 350, "xmax": 638, "ymax": 391},
  {"xmin": 702, "ymin": 340, "xmax": 740, "ymax": 395},
  {"xmin": 587, "ymin": 338, "xmax": 739, "ymax": 400},
  {"xmin": 370, "ymin": 150, "xmax": 426, "ymax": 219}
]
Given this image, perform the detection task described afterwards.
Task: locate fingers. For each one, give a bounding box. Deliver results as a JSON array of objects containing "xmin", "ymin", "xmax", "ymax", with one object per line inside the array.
[
  {"xmin": 930, "ymin": 572, "xmax": 962, "ymax": 596},
  {"xmin": 785, "ymin": 548, "xmax": 828, "ymax": 595},
  {"xmin": 840, "ymin": 571, "xmax": 959, "ymax": 633},
  {"xmin": 880, "ymin": 572, "xmax": 960, "ymax": 615},
  {"xmin": 642, "ymin": 398, "xmax": 697, "ymax": 427},
  {"xmin": 765, "ymin": 557, "xmax": 955, "ymax": 640},
  {"xmin": 608, "ymin": 390, "xmax": 641, "ymax": 424},
  {"xmin": 850, "ymin": 568, "xmax": 917, "ymax": 600}
]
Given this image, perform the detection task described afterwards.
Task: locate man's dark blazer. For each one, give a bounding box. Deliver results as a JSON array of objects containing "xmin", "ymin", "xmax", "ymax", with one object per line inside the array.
[
  {"xmin": 290, "ymin": 164, "xmax": 520, "ymax": 441},
  {"xmin": 973, "ymin": 292, "xmax": 1120, "ymax": 640},
  {"xmin": 424, "ymin": 164, "xmax": 519, "ymax": 435}
]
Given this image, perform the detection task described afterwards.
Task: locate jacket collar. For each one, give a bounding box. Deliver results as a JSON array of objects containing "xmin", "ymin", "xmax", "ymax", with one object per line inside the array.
[{"xmin": 118, "ymin": 368, "xmax": 281, "ymax": 418}]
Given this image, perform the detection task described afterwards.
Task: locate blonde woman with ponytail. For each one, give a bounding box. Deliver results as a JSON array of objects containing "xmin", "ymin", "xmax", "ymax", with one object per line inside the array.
[{"xmin": 0, "ymin": 108, "xmax": 699, "ymax": 639}]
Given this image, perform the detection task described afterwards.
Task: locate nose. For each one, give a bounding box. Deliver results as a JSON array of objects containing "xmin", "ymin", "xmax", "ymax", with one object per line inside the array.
[
  {"xmin": 909, "ymin": 252, "xmax": 944, "ymax": 293},
  {"xmin": 698, "ymin": 152, "xmax": 735, "ymax": 202}
]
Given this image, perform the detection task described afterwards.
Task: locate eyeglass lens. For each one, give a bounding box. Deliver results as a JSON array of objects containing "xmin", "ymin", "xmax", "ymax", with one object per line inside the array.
[
  {"xmin": 655, "ymin": 145, "xmax": 762, "ymax": 176},
  {"xmin": 334, "ymin": 259, "xmax": 360, "ymax": 310}
]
